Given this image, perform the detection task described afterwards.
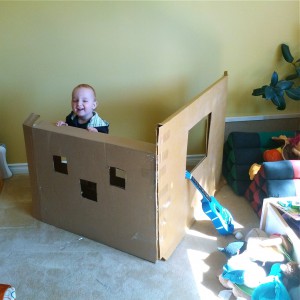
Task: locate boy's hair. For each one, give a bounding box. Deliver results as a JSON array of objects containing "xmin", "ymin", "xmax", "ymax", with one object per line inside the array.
[{"xmin": 72, "ymin": 84, "xmax": 96, "ymax": 100}]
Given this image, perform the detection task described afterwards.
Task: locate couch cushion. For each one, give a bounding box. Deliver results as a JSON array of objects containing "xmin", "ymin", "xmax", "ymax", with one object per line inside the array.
[
  {"xmin": 223, "ymin": 131, "xmax": 297, "ymax": 195},
  {"xmin": 245, "ymin": 160, "xmax": 300, "ymax": 216}
]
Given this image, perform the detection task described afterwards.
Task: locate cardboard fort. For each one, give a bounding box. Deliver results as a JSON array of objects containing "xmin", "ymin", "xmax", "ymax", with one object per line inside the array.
[{"xmin": 23, "ymin": 73, "xmax": 228, "ymax": 262}]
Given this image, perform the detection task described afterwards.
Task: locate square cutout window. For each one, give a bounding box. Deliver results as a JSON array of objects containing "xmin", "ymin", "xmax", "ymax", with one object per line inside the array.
[
  {"xmin": 53, "ymin": 155, "xmax": 68, "ymax": 174},
  {"xmin": 186, "ymin": 113, "xmax": 211, "ymax": 169},
  {"xmin": 109, "ymin": 167, "xmax": 126, "ymax": 190},
  {"xmin": 80, "ymin": 179, "xmax": 97, "ymax": 202}
]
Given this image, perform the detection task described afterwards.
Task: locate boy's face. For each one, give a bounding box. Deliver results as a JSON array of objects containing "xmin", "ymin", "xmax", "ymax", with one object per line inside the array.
[{"xmin": 71, "ymin": 87, "xmax": 97, "ymax": 121}]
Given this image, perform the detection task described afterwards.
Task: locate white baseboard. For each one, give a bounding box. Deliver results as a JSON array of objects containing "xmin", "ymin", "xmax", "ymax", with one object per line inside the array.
[{"xmin": 8, "ymin": 163, "xmax": 29, "ymax": 174}]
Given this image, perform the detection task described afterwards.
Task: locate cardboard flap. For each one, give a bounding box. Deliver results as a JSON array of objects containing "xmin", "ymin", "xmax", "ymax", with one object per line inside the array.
[
  {"xmin": 157, "ymin": 73, "xmax": 228, "ymax": 260},
  {"xmin": 23, "ymin": 113, "xmax": 40, "ymax": 127}
]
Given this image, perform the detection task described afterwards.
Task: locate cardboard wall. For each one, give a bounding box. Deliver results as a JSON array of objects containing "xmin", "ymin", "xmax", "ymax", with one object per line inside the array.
[
  {"xmin": 23, "ymin": 73, "xmax": 228, "ymax": 262},
  {"xmin": 157, "ymin": 73, "xmax": 228, "ymax": 259},
  {"xmin": 24, "ymin": 116, "xmax": 158, "ymax": 262}
]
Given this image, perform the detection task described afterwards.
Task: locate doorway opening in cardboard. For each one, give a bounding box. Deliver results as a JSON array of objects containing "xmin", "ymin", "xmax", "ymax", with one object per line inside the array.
[
  {"xmin": 80, "ymin": 179, "xmax": 97, "ymax": 202},
  {"xmin": 109, "ymin": 167, "xmax": 126, "ymax": 189},
  {"xmin": 53, "ymin": 155, "xmax": 68, "ymax": 174},
  {"xmin": 186, "ymin": 113, "xmax": 211, "ymax": 170}
]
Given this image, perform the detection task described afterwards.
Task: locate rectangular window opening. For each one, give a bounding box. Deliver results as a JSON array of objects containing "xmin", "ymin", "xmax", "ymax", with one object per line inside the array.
[
  {"xmin": 53, "ymin": 155, "xmax": 68, "ymax": 174},
  {"xmin": 80, "ymin": 179, "xmax": 97, "ymax": 202},
  {"xmin": 186, "ymin": 113, "xmax": 211, "ymax": 170},
  {"xmin": 109, "ymin": 167, "xmax": 126, "ymax": 190}
]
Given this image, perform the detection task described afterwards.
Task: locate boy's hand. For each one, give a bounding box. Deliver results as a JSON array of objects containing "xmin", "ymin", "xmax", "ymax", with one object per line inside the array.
[
  {"xmin": 56, "ymin": 121, "xmax": 68, "ymax": 126},
  {"xmin": 87, "ymin": 127, "xmax": 98, "ymax": 133}
]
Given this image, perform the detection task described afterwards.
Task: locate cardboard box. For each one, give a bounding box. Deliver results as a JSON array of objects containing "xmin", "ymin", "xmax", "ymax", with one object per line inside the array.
[{"xmin": 23, "ymin": 73, "xmax": 228, "ymax": 262}]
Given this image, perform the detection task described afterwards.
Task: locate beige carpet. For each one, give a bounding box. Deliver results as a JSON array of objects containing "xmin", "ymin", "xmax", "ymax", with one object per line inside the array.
[{"xmin": 0, "ymin": 174, "xmax": 259, "ymax": 300}]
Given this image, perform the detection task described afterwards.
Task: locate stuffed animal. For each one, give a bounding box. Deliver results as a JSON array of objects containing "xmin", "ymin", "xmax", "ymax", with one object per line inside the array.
[
  {"xmin": 283, "ymin": 134, "xmax": 300, "ymax": 160},
  {"xmin": 273, "ymin": 134, "xmax": 300, "ymax": 160},
  {"xmin": 219, "ymin": 261, "xmax": 300, "ymax": 300},
  {"xmin": 251, "ymin": 262, "xmax": 300, "ymax": 300},
  {"xmin": 218, "ymin": 229, "xmax": 295, "ymax": 299}
]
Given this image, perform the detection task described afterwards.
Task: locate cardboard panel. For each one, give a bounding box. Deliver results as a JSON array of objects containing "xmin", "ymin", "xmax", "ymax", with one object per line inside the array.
[
  {"xmin": 157, "ymin": 73, "xmax": 228, "ymax": 259},
  {"xmin": 23, "ymin": 117, "xmax": 157, "ymax": 262}
]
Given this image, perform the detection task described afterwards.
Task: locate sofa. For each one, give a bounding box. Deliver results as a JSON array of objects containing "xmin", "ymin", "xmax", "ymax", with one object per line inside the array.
[{"xmin": 223, "ymin": 131, "xmax": 300, "ymax": 215}]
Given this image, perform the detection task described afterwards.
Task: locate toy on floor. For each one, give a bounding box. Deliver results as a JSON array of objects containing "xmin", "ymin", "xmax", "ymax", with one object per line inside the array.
[
  {"xmin": 218, "ymin": 241, "xmax": 247, "ymax": 258},
  {"xmin": 185, "ymin": 170, "xmax": 234, "ymax": 235},
  {"xmin": 218, "ymin": 228, "xmax": 297, "ymax": 300},
  {"xmin": 234, "ymin": 230, "xmax": 244, "ymax": 240},
  {"xmin": 251, "ymin": 262, "xmax": 300, "ymax": 300},
  {"xmin": 219, "ymin": 261, "xmax": 300, "ymax": 300},
  {"xmin": 0, "ymin": 284, "xmax": 16, "ymax": 300}
]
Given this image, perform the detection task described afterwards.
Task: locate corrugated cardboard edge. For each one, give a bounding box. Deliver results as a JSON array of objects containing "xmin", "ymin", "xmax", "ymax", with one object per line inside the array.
[
  {"xmin": 157, "ymin": 72, "xmax": 228, "ymax": 260},
  {"xmin": 23, "ymin": 113, "xmax": 41, "ymax": 219}
]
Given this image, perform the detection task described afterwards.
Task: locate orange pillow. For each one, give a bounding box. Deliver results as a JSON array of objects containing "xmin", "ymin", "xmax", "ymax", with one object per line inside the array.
[{"xmin": 263, "ymin": 148, "xmax": 283, "ymax": 162}]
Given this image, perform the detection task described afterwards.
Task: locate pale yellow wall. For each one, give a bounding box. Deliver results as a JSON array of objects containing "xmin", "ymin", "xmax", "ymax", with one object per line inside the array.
[{"xmin": 0, "ymin": 1, "xmax": 299, "ymax": 163}]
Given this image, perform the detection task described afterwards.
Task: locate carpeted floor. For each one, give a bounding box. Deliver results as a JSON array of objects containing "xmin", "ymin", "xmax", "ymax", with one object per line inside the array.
[{"xmin": 0, "ymin": 174, "xmax": 259, "ymax": 300}]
